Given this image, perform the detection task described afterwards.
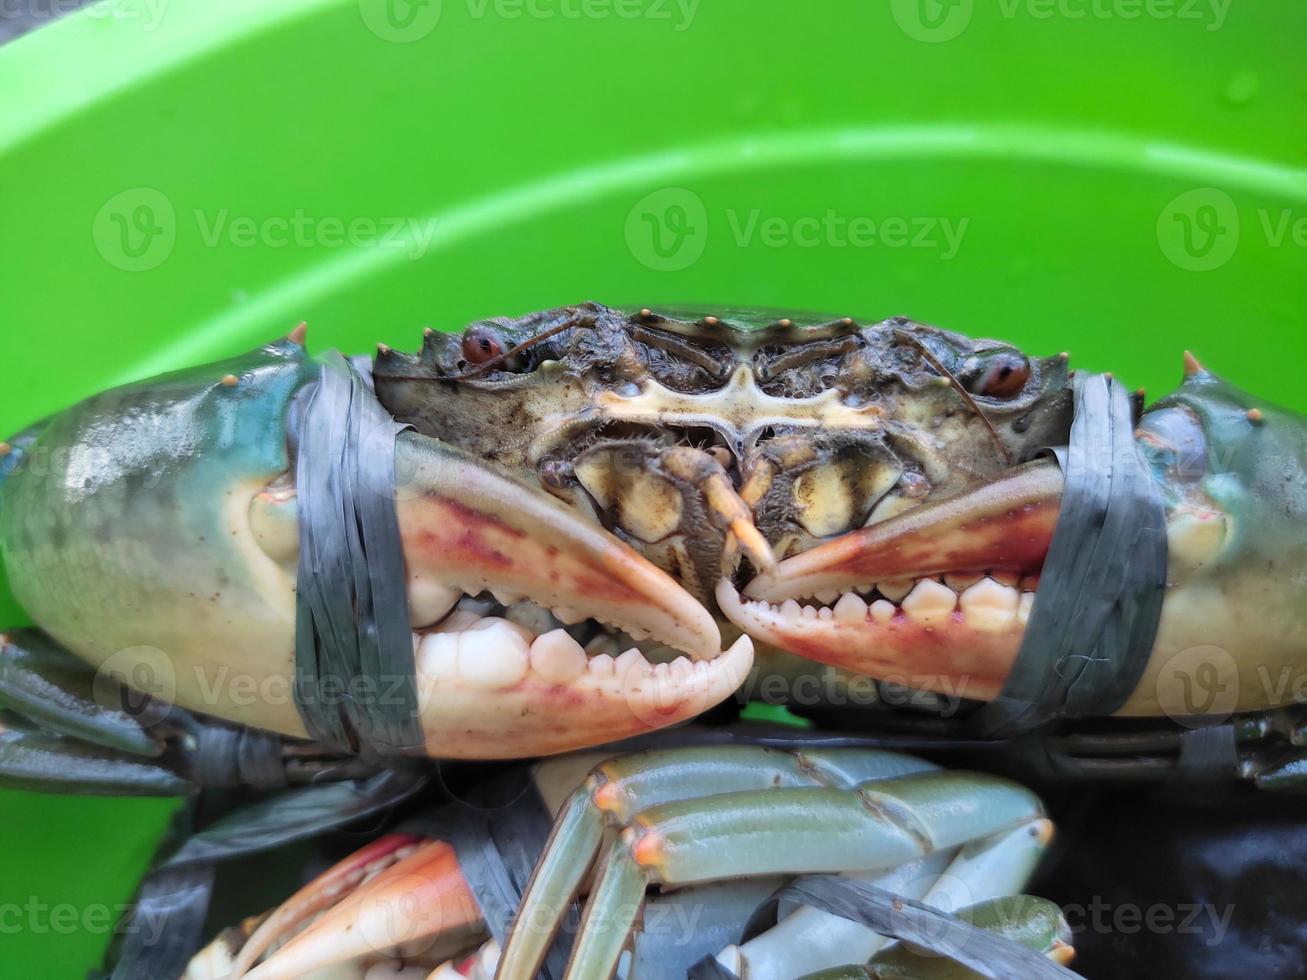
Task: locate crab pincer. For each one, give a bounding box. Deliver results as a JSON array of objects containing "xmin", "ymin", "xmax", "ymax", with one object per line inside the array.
[
  {"xmin": 391, "ymin": 433, "xmax": 754, "ymax": 757},
  {"xmin": 718, "ymin": 461, "xmax": 1061, "ymax": 702}
]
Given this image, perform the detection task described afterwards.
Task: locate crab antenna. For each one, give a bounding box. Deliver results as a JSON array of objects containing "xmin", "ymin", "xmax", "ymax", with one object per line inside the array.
[{"xmin": 894, "ymin": 330, "xmax": 1013, "ymax": 466}]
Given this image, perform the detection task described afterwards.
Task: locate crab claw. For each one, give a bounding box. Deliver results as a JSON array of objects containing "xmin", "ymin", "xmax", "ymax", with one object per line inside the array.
[
  {"xmin": 719, "ymin": 462, "xmax": 1062, "ymax": 701},
  {"xmin": 241, "ymin": 837, "xmax": 483, "ymax": 980},
  {"xmin": 396, "ymin": 434, "xmax": 721, "ymax": 660},
  {"xmin": 396, "ymin": 433, "xmax": 754, "ymax": 758}
]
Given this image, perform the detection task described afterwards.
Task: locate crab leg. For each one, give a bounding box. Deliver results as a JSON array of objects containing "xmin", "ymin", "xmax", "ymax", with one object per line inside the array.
[
  {"xmin": 558, "ymin": 768, "xmax": 1042, "ymax": 980},
  {"xmin": 719, "ymin": 461, "xmax": 1062, "ymax": 701},
  {"xmin": 717, "ymin": 816, "xmax": 1053, "ymax": 979},
  {"xmin": 498, "ymin": 746, "xmax": 936, "ymax": 979}
]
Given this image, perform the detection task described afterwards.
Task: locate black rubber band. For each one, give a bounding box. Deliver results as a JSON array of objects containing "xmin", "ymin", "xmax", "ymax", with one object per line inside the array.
[
  {"xmin": 293, "ymin": 353, "xmax": 423, "ymax": 756},
  {"xmin": 109, "ymin": 862, "xmax": 216, "ymax": 980},
  {"xmin": 701, "ymin": 875, "xmax": 1079, "ymax": 980},
  {"xmin": 187, "ymin": 722, "xmax": 288, "ymax": 790},
  {"xmin": 974, "ymin": 373, "xmax": 1168, "ymax": 736}
]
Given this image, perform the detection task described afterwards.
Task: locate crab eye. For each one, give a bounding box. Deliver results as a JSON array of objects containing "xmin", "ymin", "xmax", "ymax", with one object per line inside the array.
[
  {"xmin": 969, "ymin": 352, "xmax": 1031, "ymax": 398},
  {"xmin": 462, "ymin": 326, "xmax": 506, "ymax": 365}
]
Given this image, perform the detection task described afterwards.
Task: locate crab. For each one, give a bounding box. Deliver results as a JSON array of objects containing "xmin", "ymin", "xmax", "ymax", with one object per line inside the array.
[{"xmin": 2, "ymin": 302, "xmax": 1305, "ymax": 977}]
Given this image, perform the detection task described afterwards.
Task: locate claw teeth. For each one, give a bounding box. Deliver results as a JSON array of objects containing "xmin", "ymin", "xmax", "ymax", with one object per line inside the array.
[
  {"xmin": 529, "ymin": 629, "xmax": 587, "ymax": 685},
  {"xmin": 833, "ymin": 592, "xmax": 868, "ymax": 623},
  {"xmin": 588, "ymin": 653, "xmax": 615, "ymax": 675},
  {"xmin": 870, "ymin": 598, "xmax": 896, "ymax": 624},
  {"xmin": 901, "ymin": 579, "xmax": 957, "ymax": 624},
  {"xmin": 408, "ymin": 578, "xmax": 461, "ymax": 628},
  {"xmin": 615, "ymin": 648, "xmax": 646, "ymax": 676},
  {"xmin": 416, "ymin": 619, "xmax": 530, "ymax": 689},
  {"xmin": 958, "ymin": 577, "xmax": 1019, "ymax": 632},
  {"xmin": 552, "ymin": 606, "xmax": 586, "ymax": 625},
  {"xmin": 1018, "ymin": 591, "xmax": 1035, "ymax": 625}
]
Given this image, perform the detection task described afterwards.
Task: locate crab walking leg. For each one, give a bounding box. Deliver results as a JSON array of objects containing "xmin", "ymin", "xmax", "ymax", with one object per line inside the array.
[
  {"xmin": 861, "ymin": 895, "xmax": 1076, "ymax": 976},
  {"xmin": 713, "ymin": 851, "xmax": 957, "ymax": 980},
  {"xmin": 494, "ymin": 787, "xmax": 608, "ymax": 978},
  {"xmin": 564, "ymin": 842, "xmax": 648, "ymax": 980},
  {"xmin": 717, "ymin": 816, "xmax": 1054, "ymax": 979},
  {"xmin": 245, "ymin": 839, "xmax": 483, "ymax": 980},
  {"xmin": 497, "ymin": 747, "xmax": 937, "ymax": 979},
  {"xmin": 559, "ymin": 770, "xmax": 1043, "ymax": 980}
]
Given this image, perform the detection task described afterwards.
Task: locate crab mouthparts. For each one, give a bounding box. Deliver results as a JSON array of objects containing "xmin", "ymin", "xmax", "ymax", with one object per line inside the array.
[{"xmin": 718, "ymin": 461, "xmax": 1062, "ymax": 702}]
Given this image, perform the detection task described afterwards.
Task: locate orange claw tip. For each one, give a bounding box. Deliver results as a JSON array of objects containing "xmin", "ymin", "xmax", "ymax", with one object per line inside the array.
[
  {"xmin": 0, "ymin": 442, "xmax": 10, "ymax": 456},
  {"xmin": 287, "ymin": 321, "xmax": 308, "ymax": 346},
  {"xmin": 1183, "ymin": 350, "xmax": 1207, "ymax": 377}
]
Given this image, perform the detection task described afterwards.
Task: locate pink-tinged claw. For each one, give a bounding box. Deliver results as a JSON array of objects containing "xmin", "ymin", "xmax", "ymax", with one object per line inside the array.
[
  {"xmin": 723, "ymin": 462, "xmax": 1061, "ymax": 700},
  {"xmin": 245, "ymin": 840, "xmax": 481, "ymax": 980},
  {"xmin": 395, "ymin": 433, "xmax": 721, "ymax": 661},
  {"xmin": 718, "ymin": 580, "xmax": 1023, "ymax": 702},
  {"xmin": 231, "ymin": 833, "xmax": 422, "ymax": 978},
  {"xmin": 743, "ymin": 461, "xmax": 1061, "ymax": 604},
  {"xmin": 414, "ymin": 630, "xmax": 754, "ymax": 759}
]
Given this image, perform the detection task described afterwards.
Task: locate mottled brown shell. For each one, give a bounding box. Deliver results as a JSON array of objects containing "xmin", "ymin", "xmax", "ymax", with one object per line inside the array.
[{"xmin": 373, "ymin": 303, "xmax": 1073, "ymax": 601}]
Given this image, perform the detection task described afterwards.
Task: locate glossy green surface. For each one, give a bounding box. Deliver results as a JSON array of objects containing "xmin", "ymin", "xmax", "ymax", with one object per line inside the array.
[{"xmin": 0, "ymin": 0, "xmax": 1304, "ymax": 973}]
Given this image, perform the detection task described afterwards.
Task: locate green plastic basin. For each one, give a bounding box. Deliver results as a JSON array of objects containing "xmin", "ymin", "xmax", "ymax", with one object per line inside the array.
[{"xmin": 1, "ymin": 0, "xmax": 1304, "ymax": 973}]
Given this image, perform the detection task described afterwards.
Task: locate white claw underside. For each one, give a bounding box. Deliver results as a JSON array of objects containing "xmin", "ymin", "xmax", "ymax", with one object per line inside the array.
[
  {"xmin": 413, "ymin": 614, "xmax": 747, "ymax": 694},
  {"xmin": 720, "ymin": 575, "xmax": 1036, "ymax": 632}
]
